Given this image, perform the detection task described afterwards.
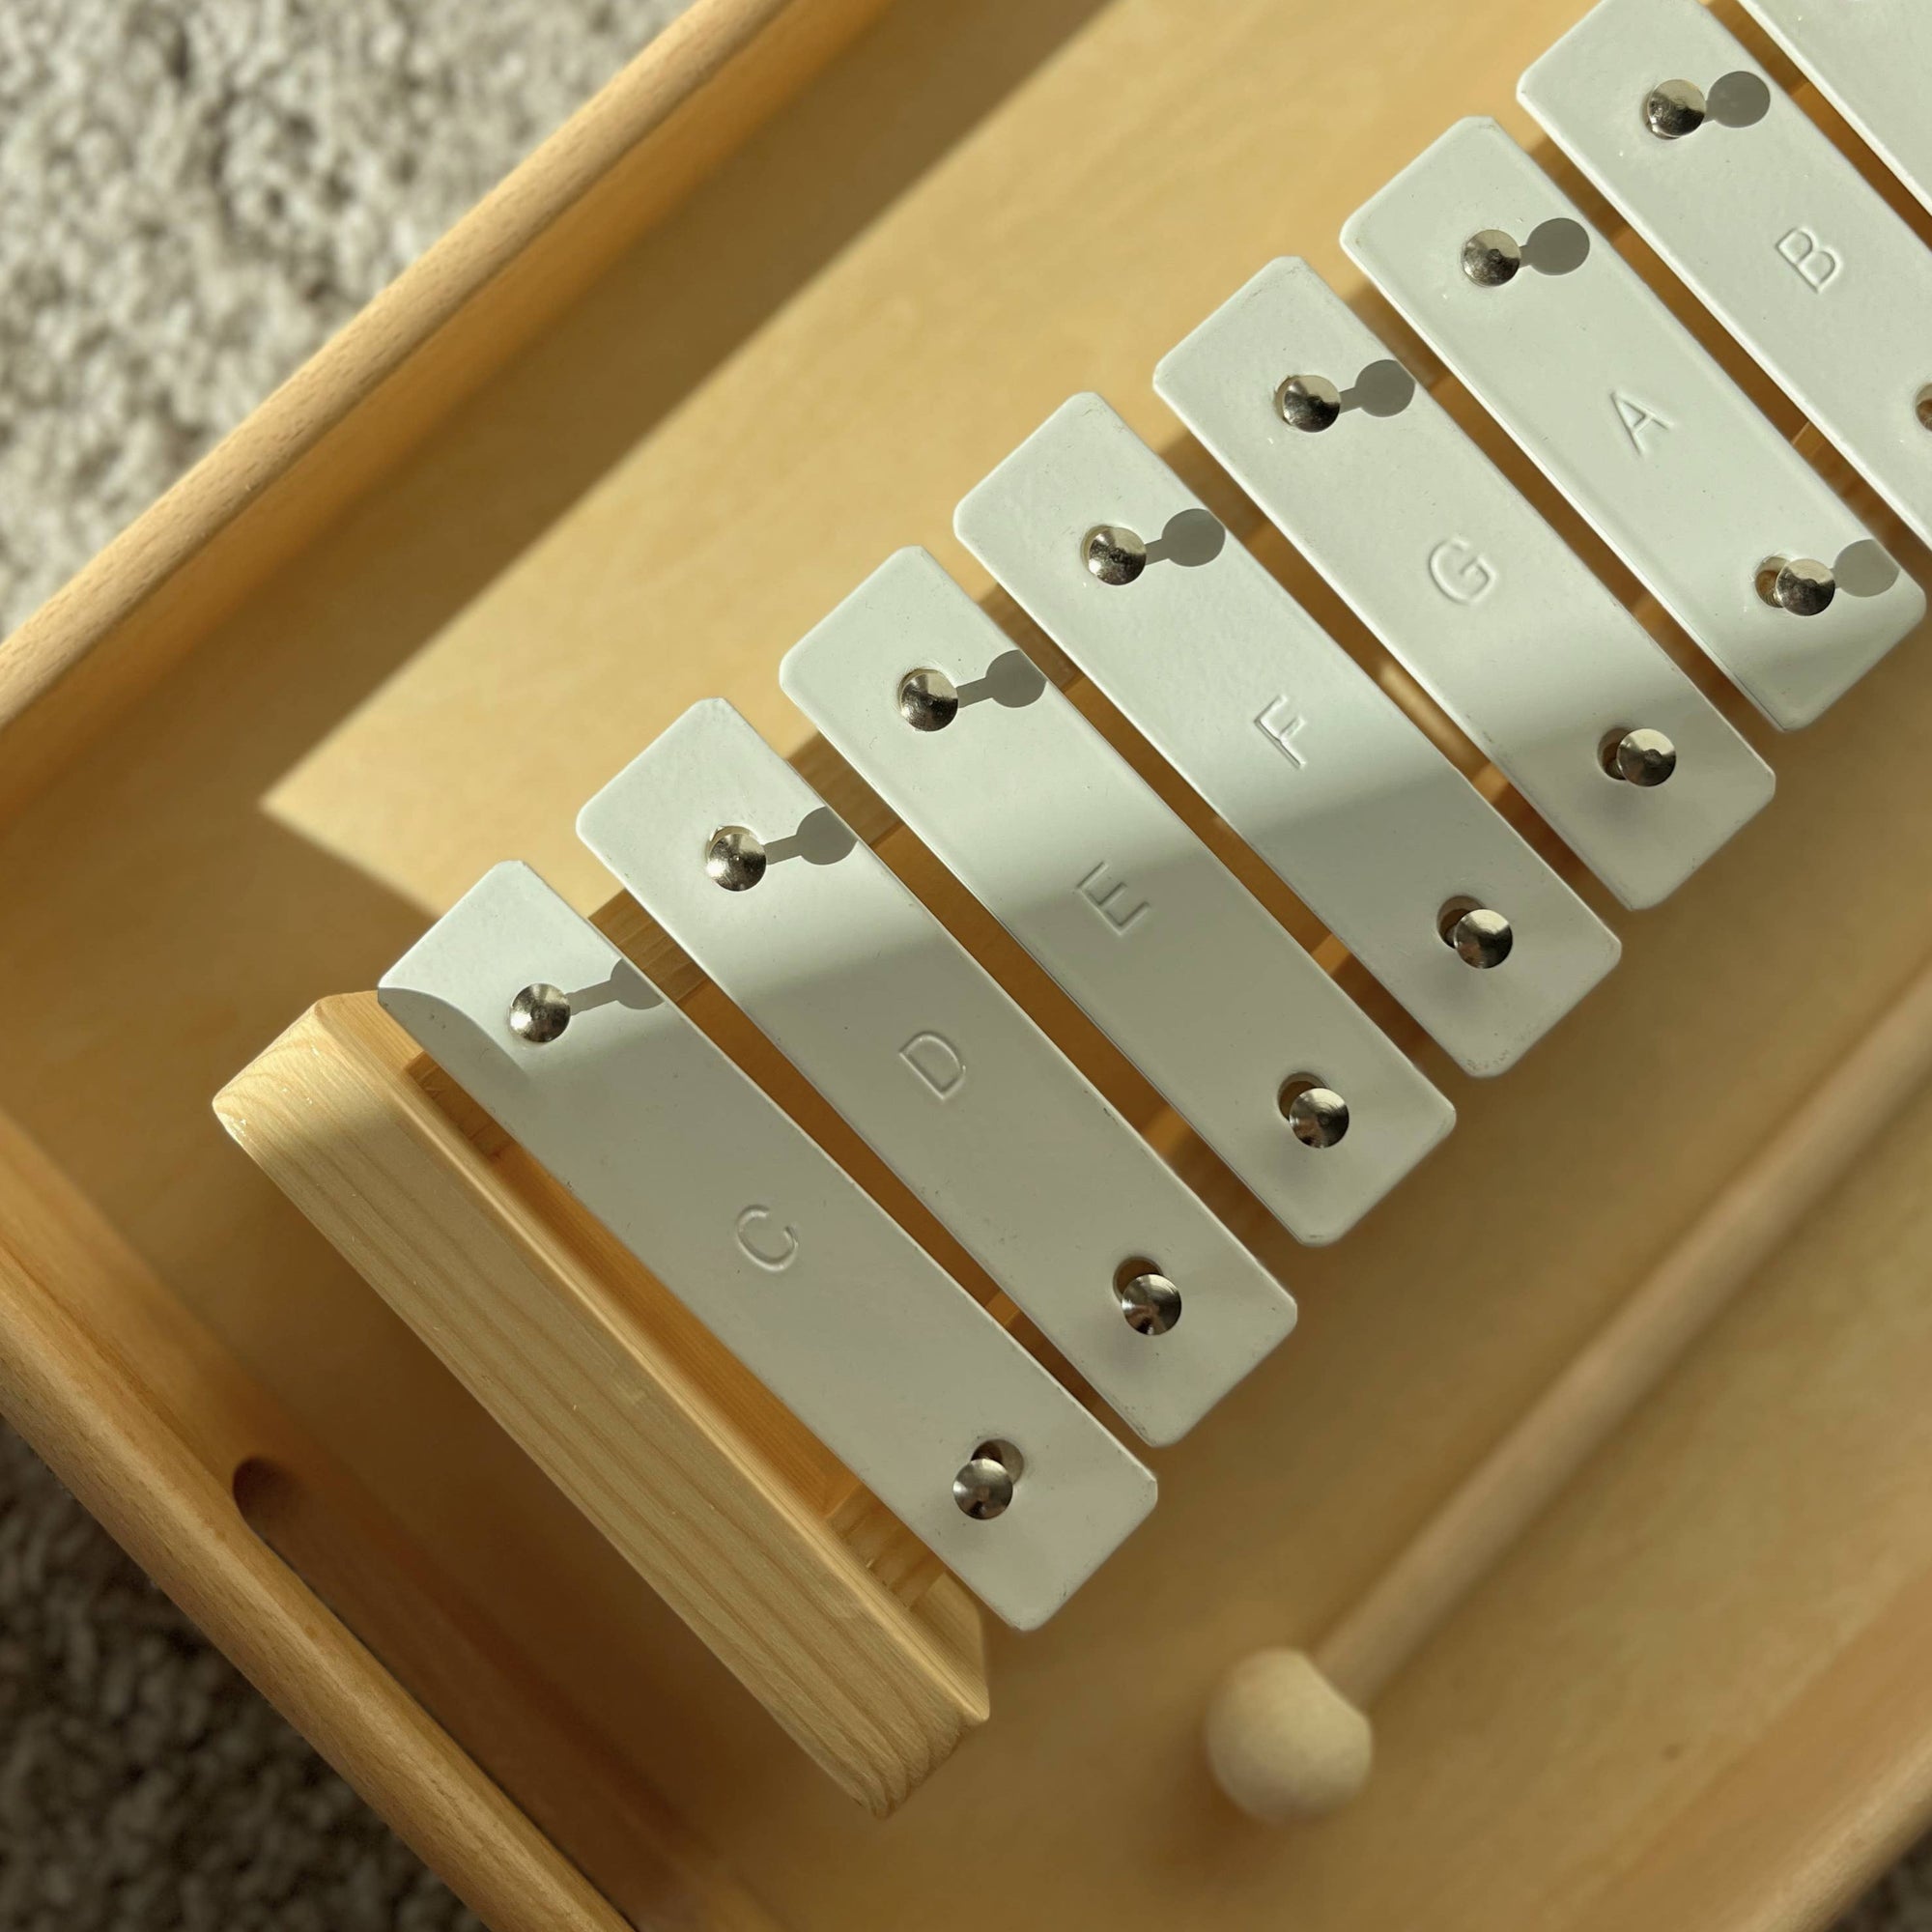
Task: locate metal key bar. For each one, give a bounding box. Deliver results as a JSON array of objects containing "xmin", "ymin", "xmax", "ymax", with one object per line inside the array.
[
  {"xmin": 1154, "ymin": 256, "xmax": 1775, "ymax": 910},
  {"xmin": 1521, "ymin": 0, "xmax": 1932, "ymax": 553},
  {"xmin": 780, "ymin": 547, "xmax": 1455, "ymax": 1243},
  {"xmin": 579, "ymin": 698, "xmax": 1296, "ymax": 1445},
  {"xmin": 379, "ymin": 860, "xmax": 1156, "ymax": 1629},
  {"xmin": 1740, "ymin": 0, "xmax": 1932, "ymax": 218},
  {"xmin": 1344, "ymin": 117, "xmax": 1923, "ymax": 729},
  {"xmin": 954, "ymin": 394, "xmax": 1620, "ymax": 1072}
]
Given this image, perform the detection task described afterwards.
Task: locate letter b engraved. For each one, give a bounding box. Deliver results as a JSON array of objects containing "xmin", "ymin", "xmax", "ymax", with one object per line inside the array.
[
  {"xmin": 1428, "ymin": 538, "xmax": 1498, "ymax": 606},
  {"xmin": 1077, "ymin": 861, "xmax": 1150, "ymax": 936},
  {"xmin": 900, "ymin": 1031, "xmax": 966, "ymax": 1099},
  {"xmin": 1777, "ymin": 227, "xmax": 1840, "ymax": 292},
  {"xmin": 735, "ymin": 1206, "xmax": 799, "ymax": 1272}
]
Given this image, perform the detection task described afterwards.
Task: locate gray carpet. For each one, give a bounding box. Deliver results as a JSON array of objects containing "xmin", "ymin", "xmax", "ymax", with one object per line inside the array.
[
  {"xmin": 0, "ymin": 3, "xmax": 682, "ymax": 1925},
  {"xmin": 0, "ymin": 1, "xmax": 1927, "ymax": 1926}
]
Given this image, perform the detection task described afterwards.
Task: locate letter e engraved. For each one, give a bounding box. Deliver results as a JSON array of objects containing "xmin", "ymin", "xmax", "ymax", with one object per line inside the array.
[
  {"xmin": 1613, "ymin": 390, "xmax": 1673, "ymax": 454},
  {"xmin": 1254, "ymin": 695, "xmax": 1310, "ymax": 767},
  {"xmin": 1777, "ymin": 226, "xmax": 1840, "ymax": 292},
  {"xmin": 734, "ymin": 1206, "xmax": 799, "ymax": 1272},
  {"xmin": 900, "ymin": 1031, "xmax": 966, "ymax": 1100},
  {"xmin": 1427, "ymin": 538, "xmax": 1498, "ymax": 606},
  {"xmin": 1077, "ymin": 861, "xmax": 1150, "ymax": 936}
]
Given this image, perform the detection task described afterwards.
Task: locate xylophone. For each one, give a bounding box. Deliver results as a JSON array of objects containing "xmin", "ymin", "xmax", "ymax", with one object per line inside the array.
[{"xmin": 202, "ymin": 0, "xmax": 1932, "ymax": 1918}]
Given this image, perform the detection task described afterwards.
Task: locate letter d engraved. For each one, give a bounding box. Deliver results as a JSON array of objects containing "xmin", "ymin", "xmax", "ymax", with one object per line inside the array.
[
  {"xmin": 734, "ymin": 1206, "xmax": 799, "ymax": 1272},
  {"xmin": 1777, "ymin": 227, "xmax": 1840, "ymax": 292},
  {"xmin": 1077, "ymin": 861, "xmax": 1151, "ymax": 936},
  {"xmin": 900, "ymin": 1031, "xmax": 966, "ymax": 1099}
]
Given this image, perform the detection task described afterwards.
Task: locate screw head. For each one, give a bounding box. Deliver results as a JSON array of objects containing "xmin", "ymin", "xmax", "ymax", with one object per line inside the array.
[
  {"xmin": 897, "ymin": 668, "xmax": 960, "ymax": 731},
  {"xmin": 508, "ymin": 982, "xmax": 571, "ymax": 1044},
  {"xmin": 1440, "ymin": 903, "xmax": 1514, "ymax": 970},
  {"xmin": 1917, "ymin": 384, "xmax": 1932, "ymax": 433},
  {"xmin": 1084, "ymin": 524, "xmax": 1148, "ymax": 585},
  {"xmin": 1276, "ymin": 373, "xmax": 1342, "ymax": 433},
  {"xmin": 1758, "ymin": 555, "xmax": 1836, "ymax": 616},
  {"xmin": 1605, "ymin": 726, "xmax": 1678, "ymax": 788},
  {"xmin": 1644, "ymin": 77, "xmax": 1707, "ymax": 139},
  {"xmin": 1117, "ymin": 1269, "xmax": 1183, "ymax": 1337},
  {"xmin": 1279, "ymin": 1079, "xmax": 1350, "ymax": 1150},
  {"xmin": 952, "ymin": 1441, "xmax": 1022, "ymax": 1520},
  {"xmin": 1462, "ymin": 229, "xmax": 1522, "ymax": 287},
  {"xmin": 705, "ymin": 825, "xmax": 768, "ymax": 892}
]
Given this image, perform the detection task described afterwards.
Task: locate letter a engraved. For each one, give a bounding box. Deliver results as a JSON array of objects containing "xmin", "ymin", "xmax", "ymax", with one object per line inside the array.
[
  {"xmin": 1077, "ymin": 861, "xmax": 1150, "ymax": 936},
  {"xmin": 1613, "ymin": 390, "xmax": 1672, "ymax": 454},
  {"xmin": 900, "ymin": 1031, "xmax": 966, "ymax": 1099}
]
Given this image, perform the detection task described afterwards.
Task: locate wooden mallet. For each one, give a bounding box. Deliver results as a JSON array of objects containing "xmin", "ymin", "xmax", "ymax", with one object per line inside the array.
[{"xmin": 1205, "ymin": 956, "xmax": 1932, "ymax": 1823}]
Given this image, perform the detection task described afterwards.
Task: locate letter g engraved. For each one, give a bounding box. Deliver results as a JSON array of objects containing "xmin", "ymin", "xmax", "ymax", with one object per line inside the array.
[
  {"xmin": 735, "ymin": 1206, "xmax": 799, "ymax": 1272},
  {"xmin": 1429, "ymin": 538, "xmax": 1497, "ymax": 605}
]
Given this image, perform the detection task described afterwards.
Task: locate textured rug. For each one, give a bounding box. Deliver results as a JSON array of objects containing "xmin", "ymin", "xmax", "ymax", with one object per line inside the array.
[
  {"xmin": 0, "ymin": 3, "xmax": 683, "ymax": 1925},
  {"xmin": 0, "ymin": 0, "xmax": 686, "ymax": 636},
  {"xmin": 0, "ymin": 1, "xmax": 1927, "ymax": 1927}
]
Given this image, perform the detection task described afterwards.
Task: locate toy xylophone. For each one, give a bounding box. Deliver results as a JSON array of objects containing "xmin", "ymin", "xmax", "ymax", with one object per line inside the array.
[{"xmin": 220, "ymin": 0, "xmax": 1932, "ymax": 1837}]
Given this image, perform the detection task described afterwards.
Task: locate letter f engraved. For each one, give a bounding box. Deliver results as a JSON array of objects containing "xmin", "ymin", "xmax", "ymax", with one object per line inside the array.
[{"xmin": 1255, "ymin": 695, "xmax": 1310, "ymax": 767}]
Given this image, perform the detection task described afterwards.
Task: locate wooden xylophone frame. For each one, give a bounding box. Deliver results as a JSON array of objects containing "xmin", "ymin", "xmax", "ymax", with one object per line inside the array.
[{"xmin": 6, "ymin": 1, "xmax": 1932, "ymax": 1928}]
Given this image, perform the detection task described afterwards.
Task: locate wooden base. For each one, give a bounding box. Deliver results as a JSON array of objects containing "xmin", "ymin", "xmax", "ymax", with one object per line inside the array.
[
  {"xmin": 0, "ymin": 1104, "xmax": 751, "ymax": 1931},
  {"xmin": 215, "ymin": 994, "xmax": 986, "ymax": 1817}
]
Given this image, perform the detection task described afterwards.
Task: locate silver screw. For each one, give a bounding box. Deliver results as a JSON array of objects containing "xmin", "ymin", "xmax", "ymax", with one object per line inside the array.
[
  {"xmin": 705, "ymin": 825, "xmax": 767, "ymax": 891},
  {"xmin": 952, "ymin": 1438, "xmax": 1023, "ymax": 1520},
  {"xmin": 1117, "ymin": 1269, "xmax": 1183, "ymax": 1337},
  {"xmin": 508, "ymin": 982, "xmax": 571, "ymax": 1044},
  {"xmin": 1440, "ymin": 902, "xmax": 1514, "ymax": 970},
  {"xmin": 1276, "ymin": 373, "xmax": 1342, "ymax": 433},
  {"xmin": 897, "ymin": 668, "xmax": 959, "ymax": 732},
  {"xmin": 1462, "ymin": 229, "xmax": 1522, "ymax": 287},
  {"xmin": 1604, "ymin": 726, "xmax": 1678, "ymax": 788},
  {"xmin": 1644, "ymin": 78, "xmax": 1708, "ymax": 139},
  {"xmin": 1758, "ymin": 555, "xmax": 1836, "ymax": 616},
  {"xmin": 1279, "ymin": 1078, "xmax": 1350, "ymax": 1149},
  {"xmin": 1084, "ymin": 524, "xmax": 1148, "ymax": 585}
]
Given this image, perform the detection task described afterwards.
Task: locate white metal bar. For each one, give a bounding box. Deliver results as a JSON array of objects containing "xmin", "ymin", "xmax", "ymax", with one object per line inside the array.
[
  {"xmin": 1154, "ymin": 256, "xmax": 1775, "ymax": 910},
  {"xmin": 1740, "ymin": 0, "xmax": 1932, "ymax": 217},
  {"xmin": 378, "ymin": 860, "xmax": 1156, "ymax": 1629},
  {"xmin": 780, "ymin": 547, "xmax": 1455, "ymax": 1244},
  {"xmin": 1344, "ymin": 118, "xmax": 1924, "ymax": 730},
  {"xmin": 954, "ymin": 394, "xmax": 1621, "ymax": 1070},
  {"xmin": 578, "ymin": 698, "xmax": 1296, "ymax": 1445},
  {"xmin": 1521, "ymin": 0, "xmax": 1932, "ymax": 553}
]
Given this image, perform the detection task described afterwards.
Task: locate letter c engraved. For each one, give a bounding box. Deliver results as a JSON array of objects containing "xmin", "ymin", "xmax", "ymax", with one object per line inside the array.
[
  {"xmin": 735, "ymin": 1206, "xmax": 799, "ymax": 1272},
  {"xmin": 900, "ymin": 1031, "xmax": 966, "ymax": 1099},
  {"xmin": 1429, "ymin": 538, "xmax": 1497, "ymax": 605}
]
